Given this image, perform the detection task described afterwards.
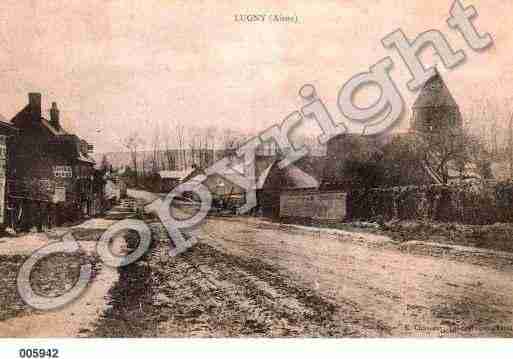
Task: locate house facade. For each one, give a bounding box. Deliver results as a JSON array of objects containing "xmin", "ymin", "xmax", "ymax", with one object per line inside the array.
[{"xmin": 1, "ymin": 93, "xmax": 97, "ymax": 231}]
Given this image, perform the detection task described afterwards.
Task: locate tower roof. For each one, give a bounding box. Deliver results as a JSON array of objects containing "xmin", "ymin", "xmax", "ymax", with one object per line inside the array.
[{"xmin": 412, "ymin": 70, "xmax": 458, "ymax": 109}]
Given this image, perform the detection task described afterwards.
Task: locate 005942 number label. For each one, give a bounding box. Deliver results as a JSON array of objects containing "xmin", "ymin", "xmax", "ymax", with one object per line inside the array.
[{"xmin": 19, "ymin": 349, "xmax": 59, "ymax": 358}]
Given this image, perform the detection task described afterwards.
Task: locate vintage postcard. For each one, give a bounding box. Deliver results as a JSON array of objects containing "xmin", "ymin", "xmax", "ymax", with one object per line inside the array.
[{"xmin": 0, "ymin": 0, "xmax": 512, "ymax": 356}]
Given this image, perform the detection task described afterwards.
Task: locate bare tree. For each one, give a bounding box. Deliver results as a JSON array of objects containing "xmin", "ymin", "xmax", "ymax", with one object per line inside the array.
[
  {"xmin": 175, "ymin": 121, "xmax": 187, "ymax": 170},
  {"xmin": 151, "ymin": 123, "xmax": 161, "ymax": 174},
  {"xmin": 221, "ymin": 128, "xmax": 244, "ymax": 158},
  {"xmin": 410, "ymin": 118, "xmax": 462, "ymax": 184},
  {"xmin": 206, "ymin": 126, "xmax": 217, "ymax": 165},
  {"xmin": 141, "ymin": 151, "xmax": 151, "ymax": 179},
  {"xmin": 100, "ymin": 154, "xmax": 110, "ymax": 173},
  {"xmin": 188, "ymin": 126, "xmax": 201, "ymax": 168},
  {"xmin": 196, "ymin": 126, "xmax": 217, "ymax": 168},
  {"xmin": 163, "ymin": 122, "xmax": 176, "ymax": 170},
  {"xmin": 123, "ymin": 132, "xmax": 144, "ymax": 186}
]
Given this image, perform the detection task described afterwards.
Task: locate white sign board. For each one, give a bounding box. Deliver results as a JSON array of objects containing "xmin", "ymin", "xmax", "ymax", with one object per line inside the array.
[
  {"xmin": 105, "ymin": 180, "xmax": 120, "ymax": 200},
  {"xmin": 53, "ymin": 186, "xmax": 66, "ymax": 203},
  {"xmin": 280, "ymin": 192, "xmax": 346, "ymax": 221},
  {"xmin": 53, "ymin": 166, "xmax": 73, "ymax": 178},
  {"xmin": 0, "ymin": 141, "xmax": 6, "ymax": 160}
]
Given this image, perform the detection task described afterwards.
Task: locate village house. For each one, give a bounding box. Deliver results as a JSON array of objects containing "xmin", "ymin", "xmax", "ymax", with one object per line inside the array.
[
  {"xmin": 0, "ymin": 93, "xmax": 98, "ymax": 231},
  {"xmin": 183, "ymin": 153, "xmax": 328, "ymax": 219},
  {"xmin": 186, "ymin": 157, "xmax": 274, "ymax": 210},
  {"xmin": 157, "ymin": 168, "xmax": 196, "ymax": 193},
  {"xmin": 256, "ymin": 156, "xmax": 323, "ymax": 219}
]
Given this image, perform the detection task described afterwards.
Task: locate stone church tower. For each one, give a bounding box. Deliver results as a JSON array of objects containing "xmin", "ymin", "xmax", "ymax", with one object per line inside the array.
[{"xmin": 411, "ymin": 69, "xmax": 462, "ymax": 134}]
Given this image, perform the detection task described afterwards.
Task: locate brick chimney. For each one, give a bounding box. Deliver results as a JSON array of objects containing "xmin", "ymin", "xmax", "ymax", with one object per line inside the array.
[
  {"xmin": 28, "ymin": 93, "xmax": 42, "ymax": 122},
  {"xmin": 50, "ymin": 102, "xmax": 60, "ymax": 129}
]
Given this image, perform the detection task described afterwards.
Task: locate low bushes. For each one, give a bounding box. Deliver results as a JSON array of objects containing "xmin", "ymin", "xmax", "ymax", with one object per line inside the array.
[{"xmin": 349, "ymin": 181, "xmax": 513, "ymax": 225}]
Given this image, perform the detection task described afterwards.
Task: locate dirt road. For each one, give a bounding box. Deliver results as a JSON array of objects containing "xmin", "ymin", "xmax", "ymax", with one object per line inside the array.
[
  {"xmin": 192, "ymin": 217, "xmax": 513, "ymax": 337},
  {"xmin": 93, "ymin": 190, "xmax": 513, "ymax": 337}
]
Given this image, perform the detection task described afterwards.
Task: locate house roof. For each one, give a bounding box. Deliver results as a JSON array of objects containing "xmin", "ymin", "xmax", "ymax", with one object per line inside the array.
[
  {"xmin": 77, "ymin": 154, "xmax": 95, "ymax": 164},
  {"xmin": 257, "ymin": 161, "xmax": 275, "ymax": 189},
  {"xmin": 41, "ymin": 118, "xmax": 67, "ymax": 136},
  {"xmin": 412, "ymin": 70, "xmax": 458, "ymax": 109},
  {"xmin": 178, "ymin": 155, "xmax": 321, "ymax": 193},
  {"xmin": 9, "ymin": 101, "xmax": 96, "ymax": 165},
  {"xmin": 281, "ymin": 164, "xmax": 319, "ymax": 189},
  {"xmin": 258, "ymin": 157, "xmax": 322, "ymax": 191},
  {"xmin": 0, "ymin": 119, "xmax": 19, "ymax": 133}
]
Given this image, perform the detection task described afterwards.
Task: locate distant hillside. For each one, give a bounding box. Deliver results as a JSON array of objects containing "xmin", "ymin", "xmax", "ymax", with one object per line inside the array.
[
  {"xmin": 93, "ymin": 149, "xmax": 223, "ymax": 171},
  {"xmin": 92, "ymin": 151, "xmax": 133, "ymax": 169},
  {"xmin": 94, "ymin": 145, "xmax": 326, "ymax": 172},
  {"xmin": 94, "ymin": 149, "xmax": 279, "ymax": 170}
]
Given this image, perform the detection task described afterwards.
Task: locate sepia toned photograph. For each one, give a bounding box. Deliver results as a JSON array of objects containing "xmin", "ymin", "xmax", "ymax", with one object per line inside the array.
[{"xmin": 0, "ymin": 0, "xmax": 512, "ymax": 356}]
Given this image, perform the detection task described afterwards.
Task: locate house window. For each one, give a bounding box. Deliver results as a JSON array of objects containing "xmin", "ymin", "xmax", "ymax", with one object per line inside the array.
[
  {"xmin": 424, "ymin": 118, "xmax": 433, "ymax": 131},
  {"xmin": 53, "ymin": 166, "xmax": 73, "ymax": 178},
  {"xmin": 38, "ymin": 179, "xmax": 52, "ymax": 192},
  {"xmin": 0, "ymin": 144, "xmax": 7, "ymax": 160}
]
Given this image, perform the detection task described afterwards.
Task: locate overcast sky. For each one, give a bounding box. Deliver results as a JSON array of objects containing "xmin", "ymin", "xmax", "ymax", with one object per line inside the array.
[{"xmin": 0, "ymin": 0, "xmax": 509, "ymax": 152}]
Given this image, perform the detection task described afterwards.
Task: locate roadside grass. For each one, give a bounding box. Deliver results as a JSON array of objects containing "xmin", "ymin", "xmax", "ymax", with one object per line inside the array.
[
  {"xmin": 0, "ymin": 252, "xmax": 100, "ymax": 323},
  {"xmin": 0, "ymin": 255, "xmax": 32, "ymax": 321},
  {"xmin": 286, "ymin": 219, "xmax": 513, "ymax": 254}
]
